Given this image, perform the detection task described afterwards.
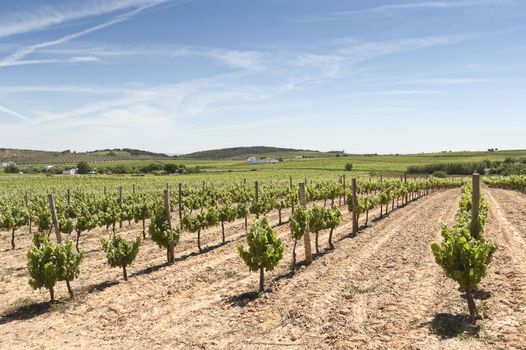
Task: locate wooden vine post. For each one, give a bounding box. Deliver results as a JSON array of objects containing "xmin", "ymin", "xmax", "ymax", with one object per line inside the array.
[
  {"xmin": 404, "ymin": 173, "xmax": 408, "ymax": 205},
  {"xmin": 25, "ymin": 190, "xmax": 32, "ymax": 233},
  {"xmin": 471, "ymin": 173, "xmax": 480, "ymax": 238},
  {"xmin": 164, "ymin": 189, "xmax": 175, "ymax": 263},
  {"xmin": 342, "ymin": 174, "xmax": 347, "ymax": 205},
  {"xmin": 299, "ymin": 182, "xmax": 312, "ymax": 264},
  {"xmin": 178, "ymin": 183, "xmax": 183, "ymax": 224},
  {"xmin": 351, "ymin": 178, "xmax": 358, "ymax": 237},
  {"xmin": 255, "ymin": 181, "xmax": 259, "ymax": 219},
  {"xmin": 67, "ymin": 189, "xmax": 71, "ymax": 206},
  {"xmin": 118, "ymin": 186, "xmax": 123, "ymax": 228},
  {"xmin": 48, "ymin": 194, "xmax": 62, "ymax": 244}
]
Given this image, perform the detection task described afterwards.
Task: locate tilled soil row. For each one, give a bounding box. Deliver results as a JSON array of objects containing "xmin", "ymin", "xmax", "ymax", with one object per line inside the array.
[{"xmin": 8, "ymin": 188, "xmax": 525, "ymax": 350}]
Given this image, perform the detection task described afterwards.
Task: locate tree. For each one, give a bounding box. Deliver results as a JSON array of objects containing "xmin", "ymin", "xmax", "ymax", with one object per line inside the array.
[
  {"xmin": 99, "ymin": 197, "xmax": 121, "ymax": 233},
  {"xmin": 100, "ymin": 234, "xmax": 142, "ymax": 280},
  {"xmin": 377, "ymin": 192, "xmax": 390, "ymax": 217},
  {"xmin": 431, "ymin": 184, "xmax": 495, "ymax": 321},
  {"xmin": 360, "ymin": 196, "xmax": 375, "ymax": 227},
  {"xmin": 164, "ymin": 163, "xmax": 179, "ymax": 174},
  {"xmin": 238, "ymin": 218, "xmax": 284, "ymax": 293},
  {"xmin": 344, "ymin": 163, "xmax": 353, "ymax": 171},
  {"xmin": 432, "ymin": 170, "xmax": 447, "ymax": 178},
  {"xmin": 77, "ymin": 162, "xmax": 91, "ymax": 174},
  {"xmin": 73, "ymin": 204, "xmax": 98, "ymax": 252},
  {"xmin": 308, "ymin": 205, "xmax": 326, "ymax": 256},
  {"xmin": 133, "ymin": 197, "xmax": 153, "ymax": 239},
  {"xmin": 149, "ymin": 207, "xmax": 181, "ymax": 263},
  {"xmin": 4, "ymin": 164, "xmax": 19, "ymax": 173},
  {"xmin": 182, "ymin": 208, "xmax": 218, "ymax": 253},
  {"xmin": 431, "ymin": 226, "xmax": 495, "ymax": 320},
  {"xmin": 236, "ymin": 202, "xmax": 249, "ymax": 231},
  {"xmin": 325, "ymin": 206, "xmax": 343, "ymax": 250},
  {"xmin": 55, "ymin": 240, "xmax": 83, "ymax": 297},
  {"xmin": 218, "ymin": 200, "xmax": 236, "ymax": 244},
  {"xmin": 27, "ymin": 233, "xmax": 60, "ymax": 302},
  {"xmin": 289, "ymin": 206, "xmax": 308, "ymax": 273},
  {"xmin": 0, "ymin": 205, "xmax": 29, "ymax": 249}
]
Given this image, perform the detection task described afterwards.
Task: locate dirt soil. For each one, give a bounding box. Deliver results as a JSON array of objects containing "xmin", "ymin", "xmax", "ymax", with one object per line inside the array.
[{"xmin": 1, "ymin": 187, "xmax": 525, "ymax": 349}]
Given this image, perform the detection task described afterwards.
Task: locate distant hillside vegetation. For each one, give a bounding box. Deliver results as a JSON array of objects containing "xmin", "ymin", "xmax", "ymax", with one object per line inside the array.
[
  {"xmin": 0, "ymin": 148, "xmax": 172, "ymax": 165},
  {"xmin": 180, "ymin": 146, "xmax": 330, "ymax": 160}
]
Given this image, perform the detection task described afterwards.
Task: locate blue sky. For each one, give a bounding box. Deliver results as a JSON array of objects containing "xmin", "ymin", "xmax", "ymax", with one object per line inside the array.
[{"xmin": 0, "ymin": 0, "xmax": 525, "ymax": 154}]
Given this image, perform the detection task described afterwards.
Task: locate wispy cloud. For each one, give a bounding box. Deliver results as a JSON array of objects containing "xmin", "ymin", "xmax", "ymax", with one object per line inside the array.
[
  {"xmin": 0, "ymin": 56, "xmax": 102, "ymax": 68},
  {"xmin": 0, "ymin": 1, "xmax": 172, "ymax": 68},
  {"xmin": 171, "ymin": 47, "xmax": 265, "ymax": 70},
  {"xmin": 0, "ymin": 104, "xmax": 30, "ymax": 120},
  {"xmin": 291, "ymin": 0, "xmax": 512, "ymax": 23},
  {"xmin": 290, "ymin": 33, "xmax": 481, "ymax": 85},
  {"xmin": 346, "ymin": 90, "xmax": 444, "ymax": 98},
  {"xmin": 0, "ymin": 0, "xmax": 170, "ymax": 39},
  {"xmin": 0, "ymin": 30, "xmax": 487, "ymax": 128},
  {"xmin": 380, "ymin": 77, "xmax": 503, "ymax": 86}
]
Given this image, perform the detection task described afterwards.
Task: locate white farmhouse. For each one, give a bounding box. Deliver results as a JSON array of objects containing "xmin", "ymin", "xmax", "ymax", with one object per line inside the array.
[
  {"xmin": 1, "ymin": 161, "xmax": 16, "ymax": 167},
  {"xmin": 62, "ymin": 168, "xmax": 78, "ymax": 175},
  {"xmin": 246, "ymin": 157, "xmax": 278, "ymax": 164}
]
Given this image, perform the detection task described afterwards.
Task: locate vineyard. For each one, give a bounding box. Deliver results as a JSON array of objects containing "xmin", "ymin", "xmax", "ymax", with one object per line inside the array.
[{"xmin": 1, "ymin": 174, "xmax": 526, "ymax": 348}]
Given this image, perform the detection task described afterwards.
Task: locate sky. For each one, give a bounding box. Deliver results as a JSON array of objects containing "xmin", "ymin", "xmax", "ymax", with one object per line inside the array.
[{"xmin": 0, "ymin": 0, "xmax": 525, "ymax": 155}]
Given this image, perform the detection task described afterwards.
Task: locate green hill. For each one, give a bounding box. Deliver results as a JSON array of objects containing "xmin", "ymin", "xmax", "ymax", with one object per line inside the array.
[
  {"xmin": 0, "ymin": 148, "xmax": 172, "ymax": 165},
  {"xmin": 179, "ymin": 146, "xmax": 336, "ymax": 160}
]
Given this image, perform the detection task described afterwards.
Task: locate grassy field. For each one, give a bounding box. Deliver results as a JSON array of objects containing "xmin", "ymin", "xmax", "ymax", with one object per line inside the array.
[
  {"xmin": 12, "ymin": 149, "xmax": 526, "ymax": 172},
  {"xmin": 1, "ymin": 149, "xmax": 524, "ymax": 192}
]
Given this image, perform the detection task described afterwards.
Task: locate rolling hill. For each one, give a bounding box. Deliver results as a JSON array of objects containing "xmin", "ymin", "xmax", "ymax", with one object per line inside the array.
[
  {"xmin": 179, "ymin": 146, "xmax": 337, "ymax": 160},
  {"xmin": 0, "ymin": 148, "xmax": 173, "ymax": 165}
]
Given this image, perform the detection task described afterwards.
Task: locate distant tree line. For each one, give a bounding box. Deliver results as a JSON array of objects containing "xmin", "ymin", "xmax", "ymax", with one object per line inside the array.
[
  {"xmin": 4, "ymin": 164, "xmax": 20, "ymax": 173},
  {"xmin": 407, "ymin": 158, "xmax": 526, "ymax": 176},
  {"xmin": 4, "ymin": 162, "xmax": 201, "ymax": 175}
]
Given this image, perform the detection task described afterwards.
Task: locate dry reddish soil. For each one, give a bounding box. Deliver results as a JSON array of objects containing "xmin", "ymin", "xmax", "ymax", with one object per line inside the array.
[{"xmin": 1, "ymin": 187, "xmax": 525, "ymax": 349}]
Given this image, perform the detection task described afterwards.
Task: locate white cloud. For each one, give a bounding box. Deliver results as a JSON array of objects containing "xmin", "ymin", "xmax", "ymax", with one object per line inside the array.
[
  {"xmin": 0, "ymin": 1, "xmax": 174, "ymax": 68},
  {"xmin": 0, "ymin": 0, "xmax": 169, "ymax": 39},
  {"xmin": 346, "ymin": 90, "xmax": 444, "ymax": 98},
  {"xmin": 382, "ymin": 77, "xmax": 502, "ymax": 86},
  {"xmin": 171, "ymin": 47, "xmax": 265, "ymax": 70},
  {"xmin": 0, "ymin": 56, "xmax": 103, "ymax": 68},
  {"xmin": 292, "ymin": 0, "xmax": 513, "ymax": 23},
  {"xmin": 0, "ymin": 104, "xmax": 30, "ymax": 120},
  {"xmin": 70, "ymin": 56, "xmax": 101, "ymax": 63}
]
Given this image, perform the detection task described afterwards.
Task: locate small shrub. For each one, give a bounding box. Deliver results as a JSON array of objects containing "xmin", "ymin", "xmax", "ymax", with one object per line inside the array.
[
  {"xmin": 238, "ymin": 218, "xmax": 284, "ymax": 293},
  {"xmin": 27, "ymin": 234, "xmax": 59, "ymax": 302},
  {"xmin": 432, "ymin": 170, "xmax": 448, "ymax": 178},
  {"xmin": 100, "ymin": 234, "xmax": 142, "ymax": 281},
  {"xmin": 149, "ymin": 207, "xmax": 180, "ymax": 263}
]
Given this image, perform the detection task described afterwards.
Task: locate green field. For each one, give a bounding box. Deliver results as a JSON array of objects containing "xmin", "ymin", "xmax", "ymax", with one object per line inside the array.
[{"xmin": 2, "ymin": 149, "xmax": 524, "ymax": 192}]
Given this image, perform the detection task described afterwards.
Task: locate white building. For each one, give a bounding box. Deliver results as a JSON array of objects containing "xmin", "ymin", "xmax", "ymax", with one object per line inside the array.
[
  {"xmin": 246, "ymin": 157, "xmax": 278, "ymax": 164},
  {"xmin": 62, "ymin": 168, "xmax": 78, "ymax": 175},
  {"xmin": 1, "ymin": 161, "xmax": 16, "ymax": 167}
]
